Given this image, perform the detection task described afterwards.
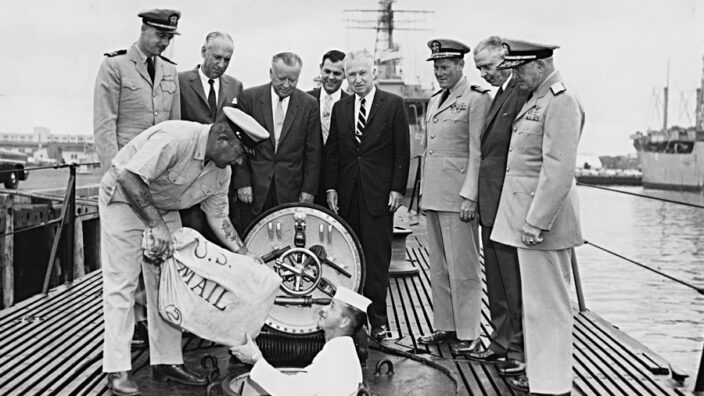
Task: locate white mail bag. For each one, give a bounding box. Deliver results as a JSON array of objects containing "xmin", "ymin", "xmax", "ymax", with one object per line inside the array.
[{"xmin": 154, "ymin": 227, "xmax": 281, "ymax": 346}]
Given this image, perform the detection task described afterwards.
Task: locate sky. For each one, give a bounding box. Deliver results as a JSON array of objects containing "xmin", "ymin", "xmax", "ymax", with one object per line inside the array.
[{"xmin": 1, "ymin": 0, "xmax": 703, "ymax": 155}]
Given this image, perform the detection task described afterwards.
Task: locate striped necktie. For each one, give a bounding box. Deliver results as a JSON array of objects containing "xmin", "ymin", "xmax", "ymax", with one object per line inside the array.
[{"xmin": 355, "ymin": 97, "xmax": 366, "ymax": 148}]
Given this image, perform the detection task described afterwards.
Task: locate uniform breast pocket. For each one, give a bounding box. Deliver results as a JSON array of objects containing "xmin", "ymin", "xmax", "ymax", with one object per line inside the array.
[
  {"xmin": 160, "ymin": 80, "xmax": 177, "ymax": 95},
  {"xmin": 519, "ymin": 120, "xmax": 543, "ymax": 137},
  {"xmin": 121, "ymin": 79, "xmax": 143, "ymax": 97},
  {"xmin": 167, "ymin": 170, "xmax": 186, "ymax": 185}
]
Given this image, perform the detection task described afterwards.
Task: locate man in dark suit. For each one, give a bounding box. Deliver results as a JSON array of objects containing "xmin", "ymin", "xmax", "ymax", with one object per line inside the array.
[
  {"xmin": 307, "ymin": 50, "xmax": 348, "ymax": 206},
  {"xmin": 178, "ymin": 32, "xmax": 244, "ymax": 243},
  {"xmin": 467, "ymin": 36, "xmax": 528, "ymax": 375},
  {"xmin": 234, "ymin": 52, "xmax": 321, "ymax": 233},
  {"xmin": 326, "ymin": 50, "xmax": 410, "ymax": 339}
]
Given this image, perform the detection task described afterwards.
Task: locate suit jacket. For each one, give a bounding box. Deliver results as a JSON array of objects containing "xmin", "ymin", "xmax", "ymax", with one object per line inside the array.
[
  {"xmin": 491, "ymin": 71, "xmax": 584, "ymax": 250},
  {"xmin": 478, "ymin": 77, "xmax": 528, "ymax": 227},
  {"xmin": 325, "ymin": 88, "xmax": 410, "ymax": 217},
  {"xmin": 307, "ymin": 88, "xmax": 350, "ymax": 203},
  {"xmin": 93, "ymin": 42, "xmax": 180, "ymax": 171},
  {"xmin": 235, "ymin": 83, "xmax": 321, "ymax": 213},
  {"xmin": 419, "ymin": 77, "xmax": 490, "ymax": 212},
  {"xmin": 178, "ymin": 66, "xmax": 244, "ymax": 124}
]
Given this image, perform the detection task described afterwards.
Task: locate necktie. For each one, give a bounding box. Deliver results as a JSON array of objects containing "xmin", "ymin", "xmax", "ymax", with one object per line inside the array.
[
  {"xmin": 355, "ymin": 97, "xmax": 366, "ymax": 149},
  {"xmin": 208, "ymin": 79, "xmax": 217, "ymax": 121},
  {"xmin": 146, "ymin": 57, "xmax": 155, "ymax": 83},
  {"xmin": 322, "ymin": 95, "xmax": 333, "ymax": 144},
  {"xmin": 439, "ymin": 89, "xmax": 450, "ymax": 106},
  {"xmin": 494, "ymin": 87, "xmax": 504, "ymax": 102},
  {"xmin": 490, "ymin": 87, "xmax": 504, "ymax": 110},
  {"xmin": 274, "ymin": 97, "xmax": 285, "ymax": 152}
]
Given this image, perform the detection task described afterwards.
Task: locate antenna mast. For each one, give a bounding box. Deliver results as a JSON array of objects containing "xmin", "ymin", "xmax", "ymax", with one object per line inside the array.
[
  {"xmin": 344, "ymin": 0, "xmax": 433, "ymax": 81},
  {"xmin": 663, "ymin": 61, "xmax": 669, "ymax": 132}
]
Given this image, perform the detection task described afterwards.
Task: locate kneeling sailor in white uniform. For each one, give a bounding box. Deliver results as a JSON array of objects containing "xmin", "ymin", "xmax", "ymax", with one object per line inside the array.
[{"xmin": 231, "ymin": 286, "xmax": 370, "ymax": 396}]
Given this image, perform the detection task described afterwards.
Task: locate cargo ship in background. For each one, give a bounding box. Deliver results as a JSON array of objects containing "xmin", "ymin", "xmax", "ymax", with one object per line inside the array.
[{"xmin": 631, "ymin": 58, "xmax": 704, "ymax": 190}]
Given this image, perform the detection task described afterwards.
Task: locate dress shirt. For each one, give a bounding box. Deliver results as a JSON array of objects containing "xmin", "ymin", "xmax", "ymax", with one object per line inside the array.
[
  {"xmin": 501, "ymin": 72, "xmax": 513, "ymax": 92},
  {"xmin": 198, "ymin": 66, "xmax": 219, "ymax": 104},
  {"xmin": 270, "ymin": 86, "xmax": 291, "ymax": 120},
  {"xmin": 249, "ymin": 336, "xmax": 362, "ymax": 396},
  {"xmin": 318, "ymin": 88, "xmax": 343, "ymax": 123},
  {"xmin": 354, "ymin": 86, "xmax": 376, "ymax": 127}
]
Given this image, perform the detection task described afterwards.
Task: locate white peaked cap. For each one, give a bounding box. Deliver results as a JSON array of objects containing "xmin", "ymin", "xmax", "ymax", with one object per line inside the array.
[
  {"xmin": 222, "ymin": 106, "xmax": 269, "ymax": 148},
  {"xmin": 333, "ymin": 286, "xmax": 371, "ymax": 313}
]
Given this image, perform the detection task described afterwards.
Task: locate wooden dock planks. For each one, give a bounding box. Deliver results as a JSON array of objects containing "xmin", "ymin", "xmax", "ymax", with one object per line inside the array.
[{"xmin": 0, "ymin": 242, "xmax": 687, "ymax": 395}]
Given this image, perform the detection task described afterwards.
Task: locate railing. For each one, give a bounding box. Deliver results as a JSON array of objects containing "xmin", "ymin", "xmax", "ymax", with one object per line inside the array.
[
  {"xmin": 0, "ymin": 162, "xmax": 100, "ymax": 307},
  {"xmin": 576, "ymin": 182, "xmax": 704, "ymax": 394}
]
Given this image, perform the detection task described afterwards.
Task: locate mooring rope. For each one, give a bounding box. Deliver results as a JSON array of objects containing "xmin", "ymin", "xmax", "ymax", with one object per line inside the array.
[
  {"xmin": 577, "ymin": 183, "xmax": 704, "ymax": 210},
  {"xmin": 584, "ymin": 240, "xmax": 704, "ymax": 295}
]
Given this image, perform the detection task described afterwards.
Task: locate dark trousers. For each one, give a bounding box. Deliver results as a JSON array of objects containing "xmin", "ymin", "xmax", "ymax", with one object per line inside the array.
[
  {"xmin": 344, "ymin": 179, "xmax": 393, "ymax": 328},
  {"xmin": 180, "ymin": 206, "xmax": 224, "ymax": 248},
  {"xmin": 235, "ymin": 181, "xmax": 279, "ymax": 236},
  {"xmin": 481, "ymin": 225, "xmax": 524, "ymax": 361}
]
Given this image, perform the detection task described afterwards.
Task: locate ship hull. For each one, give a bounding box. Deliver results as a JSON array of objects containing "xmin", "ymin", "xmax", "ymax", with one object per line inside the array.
[{"xmin": 638, "ymin": 143, "xmax": 704, "ymax": 190}]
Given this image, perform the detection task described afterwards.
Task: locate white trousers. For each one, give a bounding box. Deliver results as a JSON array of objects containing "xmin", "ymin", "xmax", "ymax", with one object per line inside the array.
[
  {"xmin": 518, "ymin": 247, "xmax": 574, "ymax": 394},
  {"xmin": 100, "ymin": 187, "xmax": 184, "ymax": 372},
  {"xmin": 426, "ymin": 211, "xmax": 482, "ymax": 340}
]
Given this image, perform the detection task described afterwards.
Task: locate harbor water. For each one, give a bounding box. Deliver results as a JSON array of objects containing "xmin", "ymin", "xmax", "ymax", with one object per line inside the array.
[{"xmin": 576, "ymin": 185, "xmax": 704, "ymax": 377}]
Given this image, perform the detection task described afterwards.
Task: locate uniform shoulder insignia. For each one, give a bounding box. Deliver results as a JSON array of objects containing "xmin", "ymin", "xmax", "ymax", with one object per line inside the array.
[
  {"xmin": 550, "ymin": 82, "xmax": 566, "ymax": 95},
  {"xmin": 431, "ymin": 89, "xmax": 443, "ymax": 97},
  {"xmin": 471, "ymin": 84, "xmax": 490, "ymax": 94},
  {"xmin": 159, "ymin": 55, "xmax": 177, "ymax": 65},
  {"xmin": 103, "ymin": 49, "xmax": 126, "ymax": 57}
]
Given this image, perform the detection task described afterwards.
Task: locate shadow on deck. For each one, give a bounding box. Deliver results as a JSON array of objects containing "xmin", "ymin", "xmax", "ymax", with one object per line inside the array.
[{"xmin": 0, "ymin": 214, "xmax": 688, "ymax": 395}]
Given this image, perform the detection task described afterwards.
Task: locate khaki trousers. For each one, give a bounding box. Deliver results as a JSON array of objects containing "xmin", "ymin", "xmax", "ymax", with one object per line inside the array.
[
  {"xmin": 426, "ymin": 211, "xmax": 482, "ymax": 340},
  {"xmin": 99, "ymin": 187, "xmax": 184, "ymax": 372},
  {"xmin": 517, "ymin": 248, "xmax": 574, "ymax": 394}
]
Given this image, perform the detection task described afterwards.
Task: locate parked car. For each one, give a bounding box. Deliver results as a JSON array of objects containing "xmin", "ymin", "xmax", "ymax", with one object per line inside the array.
[{"xmin": 0, "ymin": 149, "xmax": 29, "ymax": 188}]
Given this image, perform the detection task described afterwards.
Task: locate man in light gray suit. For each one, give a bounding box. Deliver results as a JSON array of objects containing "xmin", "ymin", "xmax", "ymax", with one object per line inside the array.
[
  {"xmin": 417, "ymin": 39, "xmax": 490, "ymax": 354},
  {"xmin": 178, "ymin": 32, "xmax": 244, "ymax": 241}
]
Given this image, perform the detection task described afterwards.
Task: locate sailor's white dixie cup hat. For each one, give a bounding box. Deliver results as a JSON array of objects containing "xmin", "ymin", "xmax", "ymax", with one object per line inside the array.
[
  {"xmin": 222, "ymin": 106, "xmax": 269, "ymax": 151},
  {"xmin": 333, "ymin": 286, "xmax": 372, "ymax": 313}
]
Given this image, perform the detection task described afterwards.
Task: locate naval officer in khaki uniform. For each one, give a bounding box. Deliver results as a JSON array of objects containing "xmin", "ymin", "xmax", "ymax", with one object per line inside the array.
[
  {"xmin": 417, "ymin": 39, "xmax": 490, "ymax": 353},
  {"xmin": 93, "ymin": 9, "xmax": 183, "ymax": 354},
  {"xmin": 93, "ymin": 8, "xmax": 182, "ymax": 172},
  {"xmin": 491, "ymin": 39, "xmax": 584, "ymax": 395},
  {"xmin": 100, "ymin": 107, "xmax": 268, "ymax": 395}
]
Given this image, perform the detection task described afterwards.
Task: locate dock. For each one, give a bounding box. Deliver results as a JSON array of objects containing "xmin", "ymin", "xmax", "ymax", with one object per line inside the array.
[{"xmin": 0, "ymin": 208, "xmax": 687, "ymax": 396}]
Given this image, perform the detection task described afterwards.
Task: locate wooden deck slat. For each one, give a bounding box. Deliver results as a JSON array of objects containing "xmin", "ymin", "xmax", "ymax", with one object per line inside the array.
[
  {"xmin": 0, "ymin": 236, "xmax": 685, "ymax": 395},
  {"xmin": 0, "ymin": 306, "xmax": 102, "ymax": 391},
  {"xmin": 0, "ymin": 270, "xmax": 101, "ymax": 332}
]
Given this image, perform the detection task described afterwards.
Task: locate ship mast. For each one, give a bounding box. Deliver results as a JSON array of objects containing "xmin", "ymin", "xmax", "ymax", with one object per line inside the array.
[
  {"xmin": 663, "ymin": 61, "xmax": 669, "ymax": 133},
  {"xmin": 344, "ymin": 0, "xmax": 433, "ymax": 82},
  {"xmin": 697, "ymin": 55, "xmax": 704, "ymax": 131}
]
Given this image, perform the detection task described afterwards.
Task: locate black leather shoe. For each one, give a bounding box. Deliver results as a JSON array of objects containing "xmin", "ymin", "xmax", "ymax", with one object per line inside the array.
[
  {"xmin": 371, "ymin": 325, "xmax": 389, "ymax": 341},
  {"xmin": 152, "ymin": 364, "xmax": 207, "ymax": 386},
  {"xmin": 466, "ymin": 347, "xmax": 506, "ymax": 363},
  {"xmin": 507, "ymin": 374, "xmax": 529, "ymax": 393},
  {"xmin": 452, "ymin": 338, "xmax": 482, "ymax": 355},
  {"xmin": 131, "ymin": 321, "xmax": 149, "ymax": 349},
  {"xmin": 417, "ymin": 330, "xmax": 456, "ymax": 345},
  {"xmin": 498, "ymin": 359, "xmax": 526, "ymax": 377},
  {"xmin": 106, "ymin": 371, "xmax": 140, "ymax": 396}
]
